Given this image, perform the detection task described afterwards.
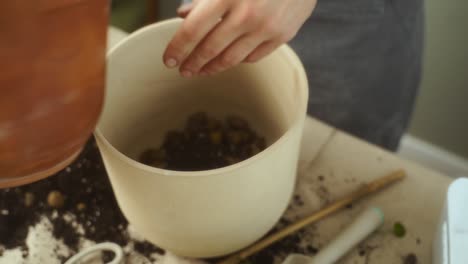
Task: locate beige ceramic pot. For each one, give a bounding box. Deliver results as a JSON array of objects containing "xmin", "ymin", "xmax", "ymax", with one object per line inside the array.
[{"xmin": 95, "ymin": 19, "xmax": 308, "ymax": 257}]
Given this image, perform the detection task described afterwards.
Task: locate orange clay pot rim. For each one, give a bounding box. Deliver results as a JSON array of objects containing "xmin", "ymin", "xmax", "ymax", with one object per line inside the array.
[{"xmin": 0, "ymin": 148, "xmax": 82, "ymax": 188}]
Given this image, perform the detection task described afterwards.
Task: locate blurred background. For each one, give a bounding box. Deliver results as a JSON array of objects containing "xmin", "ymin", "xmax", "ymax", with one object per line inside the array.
[{"xmin": 110, "ymin": 0, "xmax": 468, "ymax": 176}]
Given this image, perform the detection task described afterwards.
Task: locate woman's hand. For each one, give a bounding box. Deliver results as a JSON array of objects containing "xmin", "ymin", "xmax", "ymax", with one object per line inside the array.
[{"xmin": 163, "ymin": 0, "xmax": 317, "ymax": 77}]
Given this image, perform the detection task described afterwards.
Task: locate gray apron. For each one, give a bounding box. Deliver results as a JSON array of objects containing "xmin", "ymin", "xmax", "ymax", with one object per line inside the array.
[{"xmin": 289, "ymin": 0, "xmax": 424, "ymax": 151}]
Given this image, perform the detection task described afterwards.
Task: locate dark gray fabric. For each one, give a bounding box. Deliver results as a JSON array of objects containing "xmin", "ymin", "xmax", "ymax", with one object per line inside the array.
[{"xmin": 289, "ymin": 0, "xmax": 424, "ymax": 151}]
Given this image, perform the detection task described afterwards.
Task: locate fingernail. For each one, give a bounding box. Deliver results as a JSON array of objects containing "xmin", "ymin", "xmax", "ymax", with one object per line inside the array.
[
  {"xmin": 165, "ymin": 58, "xmax": 178, "ymax": 68},
  {"xmin": 181, "ymin": 70, "xmax": 193, "ymax": 77},
  {"xmin": 178, "ymin": 4, "xmax": 191, "ymax": 13}
]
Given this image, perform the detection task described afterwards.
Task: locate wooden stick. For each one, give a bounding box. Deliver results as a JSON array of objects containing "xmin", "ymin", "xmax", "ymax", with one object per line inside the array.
[{"xmin": 217, "ymin": 170, "xmax": 406, "ymax": 264}]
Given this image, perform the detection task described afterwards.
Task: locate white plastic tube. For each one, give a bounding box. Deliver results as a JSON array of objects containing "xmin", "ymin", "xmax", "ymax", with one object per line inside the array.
[
  {"xmin": 312, "ymin": 207, "xmax": 384, "ymax": 263},
  {"xmin": 283, "ymin": 207, "xmax": 384, "ymax": 264}
]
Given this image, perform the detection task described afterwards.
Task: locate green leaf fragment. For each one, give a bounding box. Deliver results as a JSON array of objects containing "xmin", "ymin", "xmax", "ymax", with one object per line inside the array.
[{"xmin": 393, "ymin": 222, "xmax": 406, "ymax": 238}]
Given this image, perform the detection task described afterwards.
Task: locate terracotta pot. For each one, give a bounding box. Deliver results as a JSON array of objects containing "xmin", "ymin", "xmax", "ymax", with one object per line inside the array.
[{"xmin": 0, "ymin": 0, "xmax": 109, "ymax": 187}]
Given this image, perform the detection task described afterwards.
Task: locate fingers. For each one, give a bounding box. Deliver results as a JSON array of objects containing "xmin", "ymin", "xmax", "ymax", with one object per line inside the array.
[
  {"xmin": 244, "ymin": 40, "xmax": 282, "ymax": 63},
  {"xmin": 179, "ymin": 14, "xmax": 248, "ymax": 75},
  {"xmin": 201, "ymin": 34, "xmax": 262, "ymax": 75},
  {"xmin": 177, "ymin": 3, "xmax": 194, "ymax": 18},
  {"xmin": 177, "ymin": 0, "xmax": 200, "ymax": 18},
  {"xmin": 166, "ymin": 0, "xmax": 313, "ymax": 77},
  {"xmin": 163, "ymin": 0, "xmax": 230, "ymax": 72}
]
